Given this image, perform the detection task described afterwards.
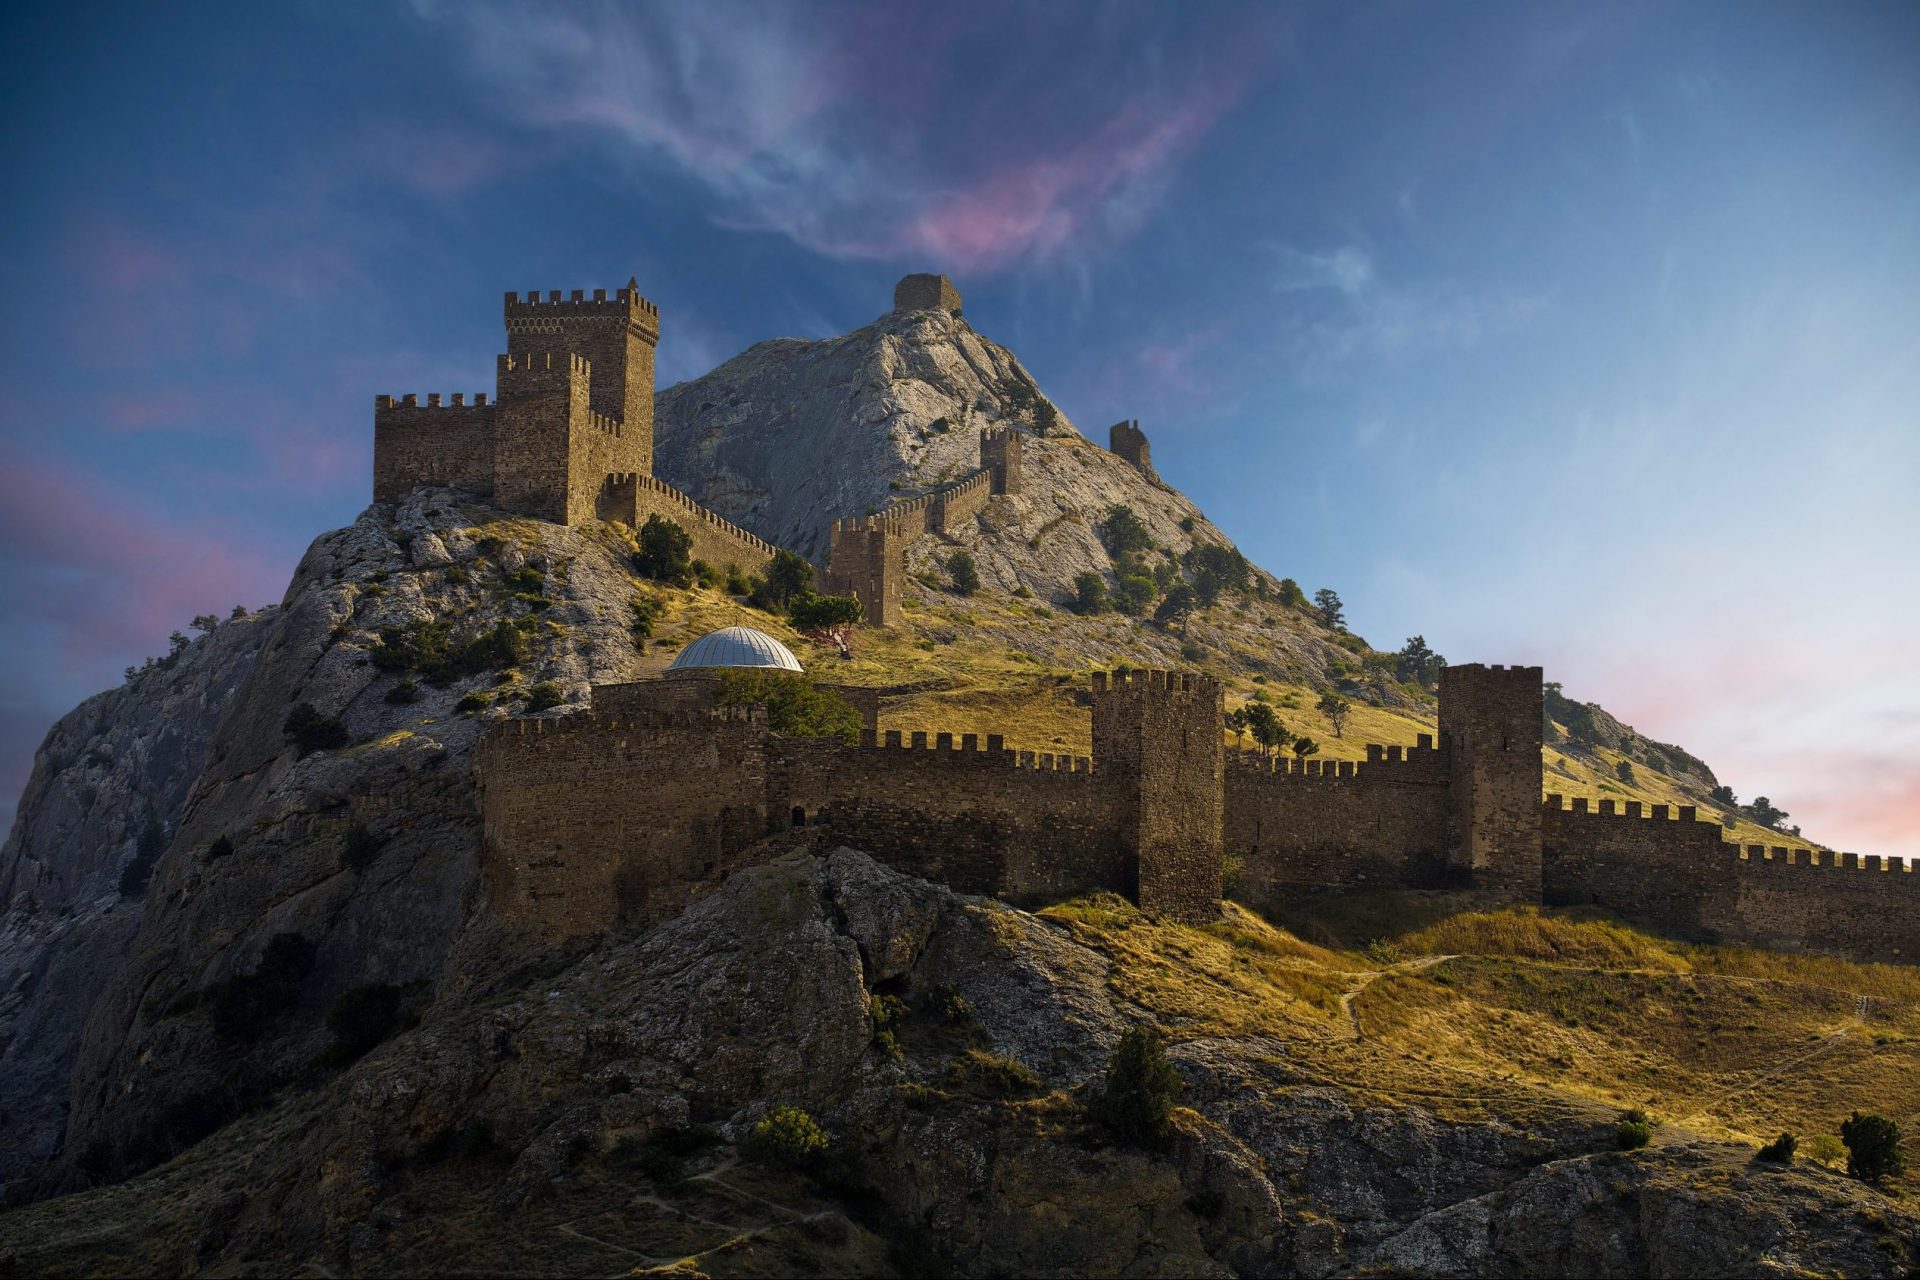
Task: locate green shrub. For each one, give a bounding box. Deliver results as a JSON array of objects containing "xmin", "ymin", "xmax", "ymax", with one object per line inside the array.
[
  {"xmin": 947, "ymin": 550, "xmax": 981, "ymax": 595},
  {"xmin": 1099, "ymin": 505, "xmax": 1152, "ymax": 556},
  {"xmin": 454, "ymin": 692, "xmax": 490, "ymax": 715},
  {"xmin": 503, "ymin": 565, "xmax": 544, "ymax": 594},
  {"xmin": 341, "ymin": 824, "xmax": 385, "ymax": 873},
  {"xmin": 443, "ymin": 563, "xmax": 470, "ymax": 586},
  {"xmin": 1180, "ymin": 641, "xmax": 1207, "ymax": 664},
  {"xmin": 523, "ymin": 681, "xmax": 564, "ymax": 713},
  {"xmin": 1841, "ymin": 1111, "xmax": 1906, "ymax": 1182},
  {"xmin": 871, "ymin": 993, "xmax": 909, "ymax": 1062},
  {"xmin": 746, "ymin": 1105, "xmax": 831, "ymax": 1170},
  {"xmin": 372, "ymin": 618, "xmax": 525, "ymax": 682},
  {"xmin": 750, "ymin": 549, "xmax": 815, "ymax": 610},
  {"xmin": 630, "ymin": 594, "xmax": 664, "ymax": 651},
  {"xmin": 1092, "ymin": 1026, "xmax": 1184, "ymax": 1148},
  {"xmin": 723, "ymin": 563, "xmax": 751, "ymax": 595},
  {"xmin": 788, "ymin": 592, "xmax": 863, "ymax": 631},
  {"xmin": 715, "ymin": 670, "xmax": 861, "ymax": 742},
  {"xmin": 690, "ymin": 558, "xmax": 716, "ymax": 588},
  {"xmin": 285, "ymin": 703, "xmax": 350, "ymax": 757},
  {"xmin": 1072, "ymin": 571, "xmax": 1108, "ymax": 615},
  {"xmin": 325, "ymin": 982, "xmax": 408, "ymax": 1065},
  {"xmin": 1756, "ymin": 1132, "xmax": 1797, "ymax": 1164},
  {"xmin": 1615, "ymin": 1108, "xmax": 1654, "ymax": 1150},
  {"xmin": 384, "ymin": 678, "xmax": 419, "ymax": 705},
  {"xmin": 923, "ymin": 983, "xmax": 975, "ymax": 1023},
  {"xmin": 1113, "ymin": 573, "xmax": 1157, "ymax": 615},
  {"xmin": 635, "ymin": 515, "xmax": 694, "ymax": 584}
]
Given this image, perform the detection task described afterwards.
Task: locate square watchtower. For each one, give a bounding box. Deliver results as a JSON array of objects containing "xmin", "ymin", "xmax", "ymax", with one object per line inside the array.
[
  {"xmin": 1091, "ymin": 669, "xmax": 1224, "ymax": 921},
  {"xmin": 1438, "ymin": 663, "xmax": 1545, "ymax": 899}
]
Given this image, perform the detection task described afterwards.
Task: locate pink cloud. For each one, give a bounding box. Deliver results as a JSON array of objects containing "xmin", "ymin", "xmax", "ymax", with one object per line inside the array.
[
  {"xmin": 0, "ymin": 455, "xmax": 288, "ymax": 669},
  {"xmin": 430, "ymin": 2, "xmax": 1265, "ymax": 276}
]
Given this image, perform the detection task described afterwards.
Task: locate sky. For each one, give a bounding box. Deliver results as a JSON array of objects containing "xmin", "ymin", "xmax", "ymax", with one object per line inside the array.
[{"xmin": 1, "ymin": 1, "xmax": 1915, "ymax": 854}]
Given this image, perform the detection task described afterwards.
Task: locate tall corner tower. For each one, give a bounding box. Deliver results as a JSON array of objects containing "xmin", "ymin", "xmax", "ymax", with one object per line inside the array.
[
  {"xmin": 503, "ymin": 280, "xmax": 660, "ymax": 477},
  {"xmin": 1091, "ymin": 669, "xmax": 1224, "ymax": 921},
  {"xmin": 1437, "ymin": 663, "xmax": 1545, "ymax": 899}
]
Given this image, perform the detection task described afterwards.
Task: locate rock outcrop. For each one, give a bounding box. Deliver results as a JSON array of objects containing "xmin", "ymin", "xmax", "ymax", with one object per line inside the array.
[
  {"xmin": 655, "ymin": 307, "xmax": 1234, "ymax": 602},
  {"xmin": 1, "ymin": 849, "xmax": 1912, "ymax": 1277}
]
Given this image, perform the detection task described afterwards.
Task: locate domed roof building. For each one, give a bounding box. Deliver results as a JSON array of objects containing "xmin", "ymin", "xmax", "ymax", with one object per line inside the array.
[{"xmin": 667, "ymin": 625, "xmax": 804, "ymax": 676}]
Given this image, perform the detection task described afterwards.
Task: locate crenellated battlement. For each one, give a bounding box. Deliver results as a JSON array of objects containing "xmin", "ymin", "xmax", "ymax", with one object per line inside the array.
[
  {"xmin": 376, "ymin": 391, "xmax": 491, "ymax": 410},
  {"xmin": 854, "ymin": 727, "xmax": 1095, "ymax": 773},
  {"xmin": 504, "ymin": 285, "xmax": 660, "ymax": 326},
  {"xmin": 611, "ymin": 472, "xmax": 779, "ymax": 557},
  {"xmin": 1231, "ymin": 735, "xmax": 1446, "ymax": 784},
  {"xmin": 1091, "ymin": 668, "xmax": 1222, "ymax": 701}
]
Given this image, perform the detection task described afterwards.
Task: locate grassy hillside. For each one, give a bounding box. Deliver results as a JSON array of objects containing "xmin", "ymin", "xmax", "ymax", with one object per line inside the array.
[
  {"xmin": 592, "ymin": 531, "xmax": 1807, "ymax": 854},
  {"xmin": 1048, "ymin": 891, "xmax": 1920, "ymax": 1182}
]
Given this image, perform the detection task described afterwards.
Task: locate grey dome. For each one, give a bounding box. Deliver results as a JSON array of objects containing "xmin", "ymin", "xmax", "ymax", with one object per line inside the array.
[{"xmin": 667, "ymin": 626, "xmax": 803, "ymax": 674}]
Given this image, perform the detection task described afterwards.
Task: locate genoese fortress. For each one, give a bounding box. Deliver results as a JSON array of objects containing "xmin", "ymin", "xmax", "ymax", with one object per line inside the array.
[{"xmin": 374, "ymin": 272, "xmax": 1918, "ymax": 966}]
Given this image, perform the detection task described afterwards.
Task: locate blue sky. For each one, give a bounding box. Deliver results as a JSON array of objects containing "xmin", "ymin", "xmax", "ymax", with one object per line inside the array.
[{"xmin": 1, "ymin": 1, "xmax": 1915, "ymax": 853}]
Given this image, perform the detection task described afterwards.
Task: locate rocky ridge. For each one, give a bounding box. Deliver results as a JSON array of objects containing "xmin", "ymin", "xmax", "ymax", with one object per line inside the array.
[{"xmin": 0, "ymin": 849, "xmax": 1911, "ymax": 1277}]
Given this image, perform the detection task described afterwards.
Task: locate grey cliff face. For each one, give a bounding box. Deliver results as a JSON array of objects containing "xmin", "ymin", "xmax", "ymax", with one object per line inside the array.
[
  {"xmin": 655, "ymin": 308, "xmax": 1232, "ymax": 602},
  {"xmin": 0, "ymin": 608, "xmax": 274, "ymax": 1195}
]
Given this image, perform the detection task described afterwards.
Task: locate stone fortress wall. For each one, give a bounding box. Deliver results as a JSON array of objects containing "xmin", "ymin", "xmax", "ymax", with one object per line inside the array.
[
  {"xmin": 475, "ymin": 660, "xmax": 1920, "ymax": 964},
  {"xmin": 1540, "ymin": 798, "xmax": 1920, "ymax": 963},
  {"xmin": 371, "ymin": 272, "xmax": 1914, "ymax": 964},
  {"xmin": 822, "ymin": 274, "xmax": 1027, "ymax": 626},
  {"xmin": 374, "ymin": 282, "xmax": 774, "ymax": 575},
  {"xmin": 475, "ymin": 668, "xmax": 1216, "ymax": 939}
]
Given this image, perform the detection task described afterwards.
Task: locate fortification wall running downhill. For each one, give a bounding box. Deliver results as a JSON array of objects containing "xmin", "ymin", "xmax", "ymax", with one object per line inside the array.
[
  {"xmin": 1542, "ymin": 797, "xmax": 1920, "ymax": 964},
  {"xmin": 606, "ymin": 472, "xmax": 779, "ymax": 575}
]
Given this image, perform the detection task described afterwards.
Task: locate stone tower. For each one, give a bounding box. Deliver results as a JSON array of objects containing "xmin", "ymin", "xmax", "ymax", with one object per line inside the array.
[
  {"xmin": 823, "ymin": 517, "xmax": 906, "ymax": 628},
  {"xmin": 1437, "ymin": 663, "xmax": 1544, "ymax": 899},
  {"xmin": 893, "ymin": 273, "xmax": 963, "ymax": 315},
  {"xmin": 503, "ymin": 281, "xmax": 660, "ymax": 476},
  {"xmin": 1091, "ymin": 669, "xmax": 1224, "ymax": 921},
  {"xmin": 1109, "ymin": 419, "xmax": 1156, "ymax": 480},
  {"xmin": 981, "ymin": 427, "xmax": 1023, "ymax": 496}
]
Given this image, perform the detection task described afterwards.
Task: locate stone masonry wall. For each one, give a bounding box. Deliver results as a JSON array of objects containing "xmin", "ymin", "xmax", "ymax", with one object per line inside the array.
[
  {"xmin": 893, "ymin": 273, "xmax": 963, "ymax": 314},
  {"xmin": 373, "ymin": 396, "xmax": 496, "ymax": 502},
  {"xmin": 475, "ymin": 711, "xmax": 777, "ymax": 938},
  {"xmin": 475, "ymin": 712, "xmax": 1136, "ymax": 938},
  {"xmin": 607, "ymin": 473, "xmax": 779, "ymax": 575},
  {"xmin": 1091, "ymin": 670, "xmax": 1223, "ymax": 921},
  {"xmin": 491, "ymin": 352, "xmax": 590, "ymax": 524},
  {"xmin": 823, "ymin": 519, "xmax": 905, "ymax": 628},
  {"xmin": 1439, "ymin": 663, "xmax": 1544, "ymax": 899},
  {"xmin": 1109, "ymin": 419, "xmax": 1154, "ymax": 478},
  {"xmin": 1542, "ymin": 797, "xmax": 1920, "ymax": 964},
  {"xmin": 777, "ymin": 733, "xmax": 1130, "ymax": 906},
  {"xmin": 982, "ymin": 427, "xmax": 1023, "ymax": 496},
  {"xmin": 1225, "ymin": 741, "xmax": 1452, "ymax": 906}
]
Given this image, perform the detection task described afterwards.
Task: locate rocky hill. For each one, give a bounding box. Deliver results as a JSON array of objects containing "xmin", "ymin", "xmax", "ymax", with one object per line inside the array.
[
  {"xmin": 655, "ymin": 300, "xmax": 1792, "ymax": 848},
  {"xmin": 0, "ymin": 295, "xmax": 1866, "ymax": 1274},
  {"xmin": 4, "ymin": 847, "xmax": 1918, "ymax": 1276}
]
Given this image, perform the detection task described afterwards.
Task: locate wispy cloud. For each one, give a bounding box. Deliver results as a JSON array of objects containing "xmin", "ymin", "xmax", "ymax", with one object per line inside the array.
[
  {"xmin": 1268, "ymin": 241, "xmax": 1545, "ymax": 372},
  {"xmin": 414, "ymin": 1, "xmax": 1263, "ymax": 274}
]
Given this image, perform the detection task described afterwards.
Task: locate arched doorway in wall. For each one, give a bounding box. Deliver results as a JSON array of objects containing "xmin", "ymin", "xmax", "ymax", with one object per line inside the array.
[{"xmin": 792, "ymin": 806, "xmax": 807, "ymax": 828}]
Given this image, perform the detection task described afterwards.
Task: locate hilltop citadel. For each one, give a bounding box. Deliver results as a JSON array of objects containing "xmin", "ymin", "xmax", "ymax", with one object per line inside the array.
[{"xmin": 376, "ymin": 274, "xmax": 1918, "ymax": 965}]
